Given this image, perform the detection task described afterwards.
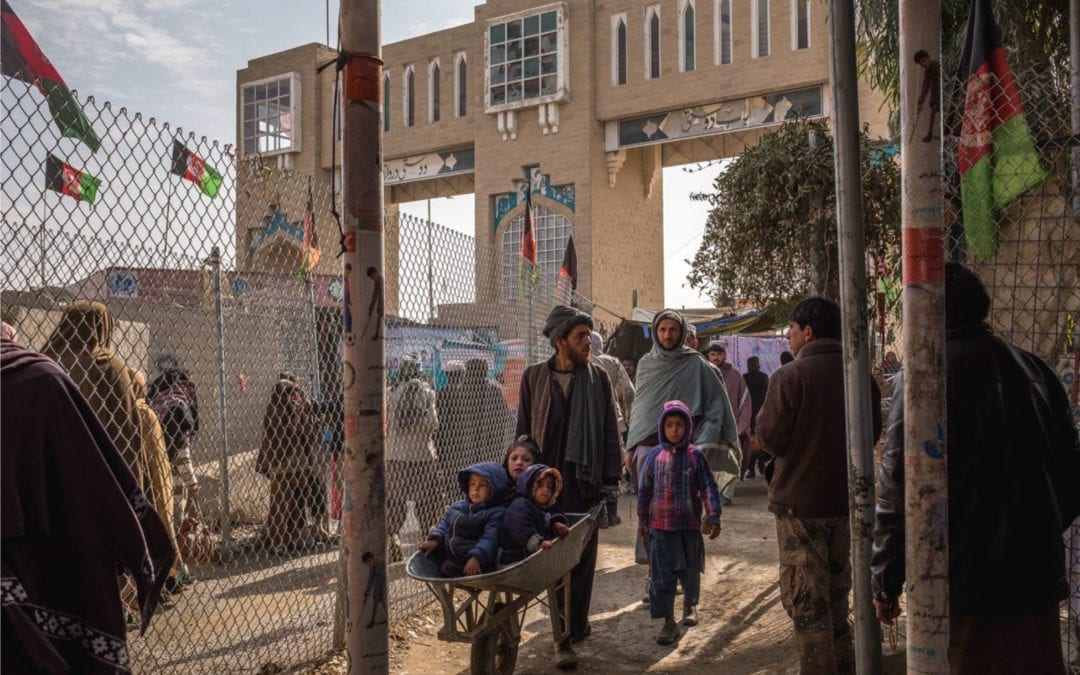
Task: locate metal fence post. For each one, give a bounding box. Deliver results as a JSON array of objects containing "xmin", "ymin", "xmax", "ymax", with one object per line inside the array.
[
  {"xmin": 827, "ymin": 0, "xmax": 882, "ymax": 671},
  {"xmin": 340, "ymin": 0, "xmax": 390, "ymax": 671},
  {"xmin": 899, "ymin": 0, "xmax": 949, "ymax": 670},
  {"xmin": 209, "ymin": 246, "xmax": 232, "ymax": 543}
]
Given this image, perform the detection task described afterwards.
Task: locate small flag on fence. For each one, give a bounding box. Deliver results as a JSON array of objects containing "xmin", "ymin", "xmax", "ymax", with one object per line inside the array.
[
  {"xmin": 301, "ymin": 176, "xmax": 322, "ymax": 273},
  {"xmin": 45, "ymin": 153, "xmax": 99, "ymax": 203},
  {"xmin": 554, "ymin": 236, "xmax": 577, "ymax": 306},
  {"xmin": 170, "ymin": 140, "xmax": 223, "ymax": 198},
  {"xmin": 1, "ymin": 1, "xmax": 101, "ymax": 151},
  {"xmin": 957, "ymin": 0, "xmax": 1046, "ymax": 261}
]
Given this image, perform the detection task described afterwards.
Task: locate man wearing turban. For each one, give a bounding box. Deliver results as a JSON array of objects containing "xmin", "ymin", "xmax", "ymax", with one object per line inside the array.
[{"xmin": 516, "ymin": 305, "xmax": 622, "ymax": 669}]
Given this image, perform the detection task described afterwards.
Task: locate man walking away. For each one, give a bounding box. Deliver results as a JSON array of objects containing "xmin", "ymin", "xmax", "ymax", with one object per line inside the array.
[
  {"xmin": 743, "ymin": 356, "xmax": 769, "ymax": 477},
  {"xmin": 756, "ymin": 297, "xmax": 882, "ymax": 674},
  {"xmin": 871, "ymin": 263, "xmax": 1079, "ymax": 674}
]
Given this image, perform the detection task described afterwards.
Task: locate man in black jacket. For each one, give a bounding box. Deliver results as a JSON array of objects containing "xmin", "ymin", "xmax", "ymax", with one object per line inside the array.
[{"xmin": 870, "ymin": 263, "xmax": 1079, "ymax": 673}]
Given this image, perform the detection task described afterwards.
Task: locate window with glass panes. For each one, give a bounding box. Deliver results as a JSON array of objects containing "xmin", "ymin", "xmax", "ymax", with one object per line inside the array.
[
  {"xmin": 754, "ymin": 0, "xmax": 770, "ymax": 57},
  {"xmin": 241, "ymin": 74, "xmax": 298, "ymax": 157},
  {"xmin": 717, "ymin": 0, "xmax": 732, "ymax": 64},
  {"xmin": 487, "ymin": 7, "xmax": 563, "ymax": 110},
  {"xmin": 501, "ymin": 204, "xmax": 572, "ymax": 299},
  {"xmin": 793, "ymin": 0, "xmax": 809, "ymax": 49},
  {"xmin": 681, "ymin": 1, "xmax": 696, "ymax": 72}
]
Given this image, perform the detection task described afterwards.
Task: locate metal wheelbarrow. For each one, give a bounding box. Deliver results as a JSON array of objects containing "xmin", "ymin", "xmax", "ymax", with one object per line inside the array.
[{"xmin": 406, "ymin": 507, "xmax": 600, "ymax": 675}]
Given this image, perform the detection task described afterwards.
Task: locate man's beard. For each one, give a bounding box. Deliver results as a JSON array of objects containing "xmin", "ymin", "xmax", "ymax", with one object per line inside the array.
[{"xmin": 569, "ymin": 347, "xmax": 590, "ymax": 367}]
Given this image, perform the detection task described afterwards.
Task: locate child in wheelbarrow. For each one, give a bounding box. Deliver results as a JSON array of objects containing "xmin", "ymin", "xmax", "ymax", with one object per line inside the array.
[
  {"xmin": 638, "ymin": 400, "xmax": 722, "ymax": 645},
  {"xmin": 418, "ymin": 462, "xmax": 508, "ymax": 577},
  {"xmin": 498, "ymin": 464, "xmax": 571, "ymax": 564}
]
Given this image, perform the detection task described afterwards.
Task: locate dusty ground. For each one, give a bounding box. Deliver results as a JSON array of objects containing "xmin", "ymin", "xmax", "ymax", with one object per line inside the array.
[{"xmin": 384, "ymin": 479, "xmax": 908, "ymax": 674}]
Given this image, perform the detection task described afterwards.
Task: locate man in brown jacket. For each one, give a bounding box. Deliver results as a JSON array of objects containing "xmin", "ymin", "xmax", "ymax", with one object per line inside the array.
[{"xmin": 756, "ymin": 297, "xmax": 881, "ymax": 674}]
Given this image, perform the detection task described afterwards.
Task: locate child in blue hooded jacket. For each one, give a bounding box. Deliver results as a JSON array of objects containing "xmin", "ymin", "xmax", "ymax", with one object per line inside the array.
[
  {"xmin": 638, "ymin": 400, "xmax": 722, "ymax": 645},
  {"xmin": 498, "ymin": 464, "xmax": 571, "ymax": 564},
  {"xmin": 419, "ymin": 461, "xmax": 507, "ymax": 577}
]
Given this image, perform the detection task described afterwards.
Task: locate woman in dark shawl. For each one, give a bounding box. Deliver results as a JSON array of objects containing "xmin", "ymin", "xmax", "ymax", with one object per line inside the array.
[
  {"xmin": 256, "ymin": 376, "xmax": 319, "ymax": 551},
  {"xmin": 1, "ymin": 337, "xmax": 175, "ymax": 674},
  {"xmin": 41, "ymin": 301, "xmax": 143, "ymax": 487}
]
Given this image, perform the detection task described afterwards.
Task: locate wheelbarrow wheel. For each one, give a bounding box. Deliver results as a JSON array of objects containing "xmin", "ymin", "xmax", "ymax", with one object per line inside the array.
[{"xmin": 470, "ymin": 602, "xmax": 520, "ymax": 675}]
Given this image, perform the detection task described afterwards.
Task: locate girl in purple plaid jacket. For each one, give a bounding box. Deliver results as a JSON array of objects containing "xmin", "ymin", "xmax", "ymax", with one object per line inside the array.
[{"xmin": 637, "ymin": 400, "xmax": 722, "ymax": 645}]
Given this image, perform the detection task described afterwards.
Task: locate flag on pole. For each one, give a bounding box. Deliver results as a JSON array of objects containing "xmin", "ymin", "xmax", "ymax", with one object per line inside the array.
[
  {"xmin": 957, "ymin": 0, "xmax": 1046, "ymax": 261},
  {"xmin": 521, "ymin": 185, "xmax": 537, "ymax": 267},
  {"xmin": 170, "ymin": 140, "xmax": 223, "ymax": 198},
  {"xmin": 1, "ymin": 1, "xmax": 101, "ymax": 151},
  {"xmin": 301, "ymin": 176, "xmax": 322, "ymax": 273},
  {"xmin": 45, "ymin": 153, "xmax": 99, "ymax": 203},
  {"xmin": 554, "ymin": 236, "xmax": 577, "ymax": 306}
]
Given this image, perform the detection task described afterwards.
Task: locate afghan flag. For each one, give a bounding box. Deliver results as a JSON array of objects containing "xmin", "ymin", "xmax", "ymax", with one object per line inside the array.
[
  {"xmin": 554, "ymin": 236, "xmax": 577, "ymax": 306},
  {"xmin": 170, "ymin": 140, "xmax": 222, "ymax": 198},
  {"xmin": 301, "ymin": 177, "xmax": 322, "ymax": 273},
  {"xmin": 45, "ymin": 153, "xmax": 99, "ymax": 203},
  {"xmin": 957, "ymin": 0, "xmax": 1046, "ymax": 261},
  {"xmin": 520, "ymin": 185, "xmax": 537, "ymax": 266},
  {"xmin": 2, "ymin": 1, "xmax": 100, "ymax": 151}
]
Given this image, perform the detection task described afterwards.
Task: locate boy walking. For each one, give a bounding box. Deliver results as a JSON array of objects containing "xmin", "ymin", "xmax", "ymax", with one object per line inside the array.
[{"xmin": 637, "ymin": 400, "xmax": 722, "ymax": 645}]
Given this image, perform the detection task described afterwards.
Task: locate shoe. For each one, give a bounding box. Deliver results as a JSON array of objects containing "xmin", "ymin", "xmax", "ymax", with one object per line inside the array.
[
  {"xmin": 555, "ymin": 643, "xmax": 578, "ymax": 670},
  {"xmin": 675, "ymin": 582, "xmax": 683, "ymax": 596},
  {"xmin": 606, "ymin": 508, "xmax": 621, "ymax": 528},
  {"xmin": 597, "ymin": 504, "xmax": 610, "ymax": 529},
  {"xmin": 642, "ymin": 577, "xmax": 651, "ymax": 605},
  {"xmin": 722, "ymin": 497, "xmax": 733, "ymax": 506},
  {"xmin": 682, "ymin": 606, "xmax": 699, "ymax": 627},
  {"xmin": 656, "ymin": 620, "xmax": 681, "ymax": 645}
]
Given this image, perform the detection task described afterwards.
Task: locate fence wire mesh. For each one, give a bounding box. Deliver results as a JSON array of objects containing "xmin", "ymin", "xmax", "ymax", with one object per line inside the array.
[{"xmin": 2, "ymin": 71, "xmax": 584, "ymax": 672}]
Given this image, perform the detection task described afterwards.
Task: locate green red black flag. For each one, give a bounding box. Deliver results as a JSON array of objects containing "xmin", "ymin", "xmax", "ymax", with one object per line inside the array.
[
  {"xmin": 170, "ymin": 140, "xmax": 222, "ymax": 198},
  {"xmin": 520, "ymin": 185, "xmax": 537, "ymax": 266},
  {"xmin": 554, "ymin": 236, "xmax": 577, "ymax": 305},
  {"xmin": 957, "ymin": 0, "xmax": 1046, "ymax": 261},
  {"xmin": 1, "ymin": 0, "xmax": 101, "ymax": 151},
  {"xmin": 45, "ymin": 153, "xmax": 99, "ymax": 203}
]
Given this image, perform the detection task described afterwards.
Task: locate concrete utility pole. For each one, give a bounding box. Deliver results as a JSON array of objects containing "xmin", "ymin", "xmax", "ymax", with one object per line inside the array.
[
  {"xmin": 1071, "ymin": 0, "xmax": 1079, "ymax": 214},
  {"xmin": 340, "ymin": 0, "xmax": 389, "ymax": 672},
  {"xmin": 900, "ymin": 0, "xmax": 949, "ymax": 671},
  {"xmin": 827, "ymin": 0, "xmax": 882, "ymax": 671}
]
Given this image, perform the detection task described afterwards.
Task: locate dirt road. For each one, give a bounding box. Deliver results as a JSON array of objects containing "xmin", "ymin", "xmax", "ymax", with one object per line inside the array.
[{"xmin": 390, "ymin": 478, "xmax": 906, "ymax": 674}]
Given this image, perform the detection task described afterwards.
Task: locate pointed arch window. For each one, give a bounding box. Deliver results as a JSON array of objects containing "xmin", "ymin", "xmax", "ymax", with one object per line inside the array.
[
  {"xmin": 403, "ymin": 65, "xmax": 415, "ymax": 127},
  {"xmin": 429, "ymin": 59, "xmax": 441, "ymax": 122},
  {"xmin": 716, "ymin": 0, "xmax": 732, "ymax": 65},
  {"xmin": 752, "ymin": 0, "xmax": 770, "ymax": 58},
  {"xmin": 680, "ymin": 1, "xmax": 696, "ymax": 72},
  {"xmin": 791, "ymin": 0, "xmax": 810, "ymax": 50},
  {"xmin": 501, "ymin": 204, "xmax": 572, "ymax": 299},
  {"xmin": 645, "ymin": 5, "xmax": 661, "ymax": 79},
  {"xmin": 454, "ymin": 52, "xmax": 467, "ymax": 117},
  {"xmin": 611, "ymin": 15, "xmax": 628, "ymax": 85},
  {"xmin": 382, "ymin": 73, "xmax": 391, "ymax": 132}
]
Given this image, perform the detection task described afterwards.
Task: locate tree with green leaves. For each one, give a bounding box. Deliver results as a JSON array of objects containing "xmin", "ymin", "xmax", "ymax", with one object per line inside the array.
[{"xmin": 687, "ymin": 119, "xmax": 899, "ymax": 313}]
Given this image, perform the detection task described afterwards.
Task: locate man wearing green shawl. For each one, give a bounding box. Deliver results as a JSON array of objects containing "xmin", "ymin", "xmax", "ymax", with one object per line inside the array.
[
  {"xmin": 517, "ymin": 305, "xmax": 622, "ymax": 670},
  {"xmin": 625, "ymin": 309, "xmax": 741, "ymax": 600}
]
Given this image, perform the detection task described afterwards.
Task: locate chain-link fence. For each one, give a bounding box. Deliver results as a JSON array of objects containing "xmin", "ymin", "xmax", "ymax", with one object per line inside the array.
[
  {"xmin": 939, "ymin": 55, "xmax": 1080, "ymax": 669},
  {"xmin": 1, "ymin": 72, "xmax": 584, "ymax": 672}
]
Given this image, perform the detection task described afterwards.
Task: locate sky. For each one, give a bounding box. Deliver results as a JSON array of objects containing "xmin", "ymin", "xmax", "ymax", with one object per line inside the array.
[{"xmin": 10, "ymin": 0, "xmax": 716, "ymax": 308}]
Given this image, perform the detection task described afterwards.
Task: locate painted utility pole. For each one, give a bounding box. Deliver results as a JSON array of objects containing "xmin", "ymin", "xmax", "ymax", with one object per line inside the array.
[
  {"xmin": 339, "ymin": 0, "xmax": 389, "ymax": 672},
  {"xmin": 827, "ymin": 0, "xmax": 881, "ymax": 671},
  {"xmin": 900, "ymin": 0, "xmax": 949, "ymax": 671}
]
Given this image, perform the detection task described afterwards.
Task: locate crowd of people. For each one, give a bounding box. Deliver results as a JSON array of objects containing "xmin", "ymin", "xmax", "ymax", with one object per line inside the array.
[
  {"xmin": 408, "ymin": 264, "xmax": 1078, "ymax": 674},
  {"xmin": 3, "ymin": 262, "xmax": 1077, "ymax": 673}
]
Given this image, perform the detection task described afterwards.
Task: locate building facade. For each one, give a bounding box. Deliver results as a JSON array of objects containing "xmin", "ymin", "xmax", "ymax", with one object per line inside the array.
[{"xmin": 236, "ymin": 0, "xmax": 889, "ymax": 317}]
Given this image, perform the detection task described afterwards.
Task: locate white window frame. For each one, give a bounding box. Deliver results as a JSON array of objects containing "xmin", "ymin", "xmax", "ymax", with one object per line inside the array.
[
  {"xmin": 382, "ymin": 72, "xmax": 391, "ymax": 132},
  {"xmin": 403, "ymin": 64, "xmax": 415, "ymax": 127},
  {"xmin": 678, "ymin": 0, "xmax": 696, "ymax": 73},
  {"xmin": 454, "ymin": 52, "xmax": 468, "ymax": 117},
  {"xmin": 240, "ymin": 72, "xmax": 301, "ymax": 159},
  {"xmin": 428, "ymin": 58, "xmax": 441, "ymax": 123},
  {"xmin": 501, "ymin": 204, "xmax": 573, "ymax": 300},
  {"xmin": 483, "ymin": 2, "xmax": 570, "ymax": 114},
  {"xmin": 714, "ymin": 0, "xmax": 733, "ymax": 65},
  {"xmin": 644, "ymin": 4, "xmax": 661, "ymax": 80},
  {"xmin": 610, "ymin": 13, "xmax": 628, "ymax": 86},
  {"xmin": 790, "ymin": 0, "xmax": 810, "ymax": 50},
  {"xmin": 752, "ymin": 0, "xmax": 770, "ymax": 58}
]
